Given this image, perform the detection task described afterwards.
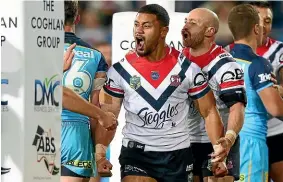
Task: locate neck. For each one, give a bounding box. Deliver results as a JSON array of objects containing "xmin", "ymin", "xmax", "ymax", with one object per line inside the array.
[
  {"xmin": 64, "ymin": 25, "xmax": 75, "ymax": 33},
  {"xmin": 234, "ymin": 37, "xmax": 257, "ymax": 53},
  {"xmin": 189, "ymin": 40, "xmax": 214, "ymax": 57},
  {"xmin": 145, "ymin": 41, "xmax": 167, "ymax": 62},
  {"xmin": 262, "ymin": 36, "xmax": 269, "ymax": 46}
]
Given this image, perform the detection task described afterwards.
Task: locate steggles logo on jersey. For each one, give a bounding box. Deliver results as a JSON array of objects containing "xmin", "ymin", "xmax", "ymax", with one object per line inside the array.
[
  {"xmin": 130, "ymin": 75, "xmax": 141, "ymax": 90},
  {"xmin": 170, "ymin": 75, "xmax": 181, "ymax": 87},
  {"xmin": 151, "ymin": 71, "xmax": 159, "ymax": 80},
  {"xmin": 137, "ymin": 103, "xmax": 180, "ymax": 129}
]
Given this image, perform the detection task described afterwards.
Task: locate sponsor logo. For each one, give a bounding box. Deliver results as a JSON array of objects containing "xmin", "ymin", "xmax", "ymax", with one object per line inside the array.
[
  {"xmin": 1, "ymin": 79, "xmax": 9, "ymax": 112},
  {"xmin": 258, "ymin": 73, "xmax": 271, "ymax": 83},
  {"xmin": 124, "ymin": 165, "xmax": 147, "ymax": 174},
  {"xmin": 151, "ymin": 71, "xmax": 159, "ymax": 80},
  {"xmin": 239, "ymin": 174, "xmax": 245, "ymax": 181},
  {"xmin": 130, "ymin": 75, "xmax": 141, "ymax": 90},
  {"xmin": 137, "ymin": 103, "xmax": 179, "ymax": 129},
  {"xmin": 32, "ymin": 125, "xmax": 59, "ymax": 175},
  {"xmin": 66, "ymin": 160, "xmax": 92, "ymax": 169},
  {"xmin": 170, "ymin": 75, "xmax": 181, "ymax": 87},
  {"xmin": 1, "ymin": 167, "xmax": 11, "ymax": 175},
  {"xmin": 34, "ymin": 75, "xmax": 60, "ymax": 112},
  {"xmin": 194, "ymin": 73, "xmax": 206, "ymax": 86},
  {"xmin": 221, "ymin": 68, "xmax": 244, "ymax": 83}
]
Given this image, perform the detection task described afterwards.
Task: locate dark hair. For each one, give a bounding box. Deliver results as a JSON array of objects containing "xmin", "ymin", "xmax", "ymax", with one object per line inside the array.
[
  {"xmin": 248, "ymin": 1, "xmax": 271, "ymax": 9},
  {"xmin": 228, "ymin": 4, "xmax": 260, "ymax": 41},
  {"xmin": 64, "ymin": 0, "xmax": 78, "ymax": 25},
  {"xmin": 138, "ymin": 4, "xmax": 170, "ymax": 27}
]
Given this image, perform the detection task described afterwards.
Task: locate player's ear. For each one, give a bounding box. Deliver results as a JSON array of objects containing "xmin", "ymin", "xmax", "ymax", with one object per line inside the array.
[
  {"xmin": 161, "ymin": 26, "xmax": 169, "ymax": 39},
  {"xmin": 254, "ymin": 23, "xmax": 260, "ymax": 35},
  {"xmin": 74, "ymin": 15, "xmax": 80, "ymax": 25},
  {"xmin": 205, "ymin": 27, "xmax": 216, "ymax": 38}
]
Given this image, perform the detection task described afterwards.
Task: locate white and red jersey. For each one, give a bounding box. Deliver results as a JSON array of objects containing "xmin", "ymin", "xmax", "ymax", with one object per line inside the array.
[
  {"xmin": 226, "ymin": 39, "xmax": 283, "ymax": 137},
  {"xmin": 103, "ymin": 46, "xmax": 210, "ymax": 151},
  {"xmin": 183, "ymin": 44, "xmax": 245, "ymax": 143}
]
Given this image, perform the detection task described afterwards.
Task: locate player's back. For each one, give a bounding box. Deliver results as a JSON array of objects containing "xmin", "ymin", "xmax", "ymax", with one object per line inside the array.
[
  {"xmin": 230, "ymin": 44, "xmax": 273, "ymax": 139},
  {"xmin": 62, "ymin": 32, "xmax": 107, "ymax": 124}
]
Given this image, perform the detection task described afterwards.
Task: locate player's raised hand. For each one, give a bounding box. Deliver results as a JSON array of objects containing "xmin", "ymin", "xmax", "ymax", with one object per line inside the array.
[
  {"xmin": 63, "ymin": 43, "xmax": 76, "ymax": 72},
  {"xmin": 99, "ymin": 112, "xmax": 118, "ymax": 131}
]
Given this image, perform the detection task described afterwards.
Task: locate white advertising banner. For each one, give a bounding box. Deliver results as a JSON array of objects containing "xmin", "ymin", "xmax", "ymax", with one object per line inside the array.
[
  {"xmin": 110, "ymin": 11, "xmax": 187, "ymax": 182},
  {"xmin": 1, "ymin": 0, "xmax": 64, "ymax": 182}
]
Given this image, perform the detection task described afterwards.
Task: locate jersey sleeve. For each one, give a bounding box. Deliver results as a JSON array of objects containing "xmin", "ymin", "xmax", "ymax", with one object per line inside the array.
[
  {"xmin": 249, "ymin": 57, "xmax": 274, "ymax": 93},
  {"xmin": 96, "ymin": 53, "xmax": 108, "ymax": 73},
  {"xmin": 103, "ymin": 63, "xmax": 124, "ymax": 98},
  {"xmin": 187, "ymin": 62, "xmax": 210, "ymax": 100},
  {"xmin": 213, "ymin": 57, "xmax": 246, "ymax": 107},
  {"xmin": 274, "ymin": 46, "xmax": 283, "ymax": 75}
]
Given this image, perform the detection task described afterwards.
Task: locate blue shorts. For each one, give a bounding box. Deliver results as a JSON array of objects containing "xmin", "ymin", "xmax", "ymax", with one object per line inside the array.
[
  {"xmin": 239, "ymin": 135, "xmax": 268, "ymax": 182},
  {"xmin": 61, "ymin": 121, "xmax": 95, "ymax": 177}
]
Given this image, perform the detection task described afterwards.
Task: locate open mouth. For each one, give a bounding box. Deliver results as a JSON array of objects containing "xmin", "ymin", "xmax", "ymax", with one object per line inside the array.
[
  {"xmin": 182, "ymin": 31, "xmax": 189, "ymax": 40},
  {"xmin": 136, "ymin": 36, "xmax": 145, "ymax": 50}
]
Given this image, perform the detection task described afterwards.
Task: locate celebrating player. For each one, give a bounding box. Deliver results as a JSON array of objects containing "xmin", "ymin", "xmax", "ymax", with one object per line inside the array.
[
  {"xmin": 101, "ymin": 4, "xmax": 226, "ymax": 182},
  {"xmin": 181, "ymin": 8, "xmax": 246, "ymax": 182}
]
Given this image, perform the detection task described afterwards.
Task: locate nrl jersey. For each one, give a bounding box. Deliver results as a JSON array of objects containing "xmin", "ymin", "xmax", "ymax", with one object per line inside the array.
[
  {"xmin": 62, "ymin": 32, "xmax": 108, "ymax": 124},
  {"xmin": 103, "ymin": 46, "xmax": 210, "ymax": 151},
  {"xmin": 226, "ymin": 39, "xmax": 283, "ymax": 137},
  {"xmin": 183, "ymin": 44, "xmax": 245, "ymax": 143}
]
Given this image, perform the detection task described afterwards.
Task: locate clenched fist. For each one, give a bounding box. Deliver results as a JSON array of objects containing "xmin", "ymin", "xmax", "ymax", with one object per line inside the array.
[
  {"xmin": 212, "ymin": 161, "xmax": 228, "ymax": 177},
  {"xmin": 96, "ymin": 157, "xmax": 113, "ymax": 177}
]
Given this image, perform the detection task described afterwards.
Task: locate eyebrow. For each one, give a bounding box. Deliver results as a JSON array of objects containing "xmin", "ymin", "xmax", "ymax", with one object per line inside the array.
[{"xmin": 134, "ymin": 20, "xmax": 152, "ymax": 24}]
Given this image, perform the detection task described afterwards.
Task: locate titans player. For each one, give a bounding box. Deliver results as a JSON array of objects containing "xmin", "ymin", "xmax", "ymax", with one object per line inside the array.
[
  {"xmin": 228, "ymin": 4, "xmax": 283, "ymax": 181},
  {"xmin": 61, "ymin": 1, "xmax": 114, "ymax": 181}
]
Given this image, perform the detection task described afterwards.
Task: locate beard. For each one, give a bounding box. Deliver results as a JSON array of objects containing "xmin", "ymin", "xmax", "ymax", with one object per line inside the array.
[{"xmin": 183, "ymin": 29, "xmax": 205, "ymax": 49}]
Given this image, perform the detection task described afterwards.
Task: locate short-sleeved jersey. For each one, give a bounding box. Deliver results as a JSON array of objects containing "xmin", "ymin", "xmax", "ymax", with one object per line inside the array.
[
  {"xmin": 226, "ymin": 38, "xmax": 283, "ymax": 76},
  {"xmin": 62, "ymin": 32, "xmax": 108, "ymax": 124},
  {"xmin": 183, "ymin": 44, "xmax": 245, "ymax": 143},
  {"xmin": 226, "ymin": 39, "xmax": 283, "ymax": 137},
  {"xmin": 103, "ymin": 46, "xmax": 210, "ymax": 151},
  {"xmin": 230, "ymin": 44, "xmax": 274, "ymax": 140}
]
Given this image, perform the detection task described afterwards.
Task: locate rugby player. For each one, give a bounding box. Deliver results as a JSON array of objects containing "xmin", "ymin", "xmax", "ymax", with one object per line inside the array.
[
  {"xmin": 182, "ymin": 8, "xmax": 246, "ymax": 182},
  {"xmin": 102, "ymin": 4, "xmax": 227, "ymax": 182},
  {"xmin": 227, "ymin": 4, "xmax": 283, "ymax": 181},
  {"xmin": 61, "ymin": 1, "xmax": 115, "ymax": 181}
]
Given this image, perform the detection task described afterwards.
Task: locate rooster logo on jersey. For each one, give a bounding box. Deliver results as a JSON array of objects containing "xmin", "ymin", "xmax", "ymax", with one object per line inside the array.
[{"xmin": 130, "ymin": 75, "xmax": 141, "ymax": 90}]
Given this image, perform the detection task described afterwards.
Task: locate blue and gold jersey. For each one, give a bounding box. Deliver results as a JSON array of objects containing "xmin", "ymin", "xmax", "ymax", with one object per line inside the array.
[
  {"xmin": 230, "ymin": 44, "xmax": 274, "ymax": 139},
  {"xmin": 62, "ymin": 32, "xmax": 107, "ymax": 124}
]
